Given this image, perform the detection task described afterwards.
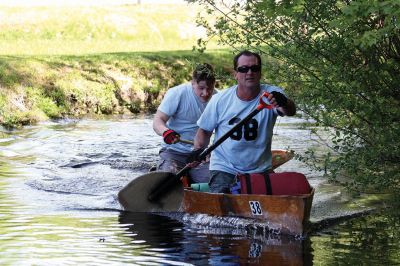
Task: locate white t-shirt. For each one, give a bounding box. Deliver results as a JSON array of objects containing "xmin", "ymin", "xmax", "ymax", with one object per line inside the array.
[
  {"xmin": 197, "ymin": 84, "xmax": 285, "ymax": 174},
  {"xmin": 158, "ymin": 83, "xmax": 214, "ymax": 153}
]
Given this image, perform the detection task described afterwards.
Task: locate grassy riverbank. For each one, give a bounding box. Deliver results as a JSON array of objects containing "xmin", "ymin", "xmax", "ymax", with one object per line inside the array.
[
  {"xmin": 0, "ymin": 50, "xmax": 237, "ymax": 127},
  {"xmin": 0, "ymin": 3, "xmax": 233, "ymax": 127}
]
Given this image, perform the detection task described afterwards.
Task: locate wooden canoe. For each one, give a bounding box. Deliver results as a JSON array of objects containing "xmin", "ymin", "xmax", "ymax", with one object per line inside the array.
[
  {"xmin": 118, "ymin": 149, "xmax": 314, "ymax": 236},
  {"xmin": 178, "ymin": 150, "xmax": 313, "ymax": 236},
  {"xmin": 181, "ymin": 188, "xmax": 314, "ymax": 236}
]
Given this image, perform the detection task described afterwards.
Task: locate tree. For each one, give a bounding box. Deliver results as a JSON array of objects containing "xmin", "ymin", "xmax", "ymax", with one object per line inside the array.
[{"xmin": 190, "ymin": 0, "xmax": 400, "ymax": 192}]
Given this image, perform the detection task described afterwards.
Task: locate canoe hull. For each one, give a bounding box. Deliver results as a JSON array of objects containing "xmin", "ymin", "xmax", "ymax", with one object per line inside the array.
[{"xmin": 181, "ymin": 188, "xmax": 314, "ymax": 236}]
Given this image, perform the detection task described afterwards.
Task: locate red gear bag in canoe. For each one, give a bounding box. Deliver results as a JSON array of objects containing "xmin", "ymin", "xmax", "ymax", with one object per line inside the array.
[{"xmin": 238, "ymin": 172, "xmax": 311, "ymax": 195}]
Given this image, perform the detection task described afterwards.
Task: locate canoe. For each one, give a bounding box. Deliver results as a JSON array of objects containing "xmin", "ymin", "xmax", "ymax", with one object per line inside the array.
[
  {"xmin": 181, "ymin": 188, "xmax": 314, "ymax": 236},
  {"xmin": 118, "ymin": 149, "xmax": 314, "ymax": 235}
]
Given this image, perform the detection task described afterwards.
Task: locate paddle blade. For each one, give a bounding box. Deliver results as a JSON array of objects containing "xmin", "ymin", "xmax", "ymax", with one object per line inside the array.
[
  {"xmin": 271, "ymin": 149, "xmax": 294, "ymax": 170},
  {"xmin": 118, "ymin": 171, "xmax": 184, "ymax": 212}
]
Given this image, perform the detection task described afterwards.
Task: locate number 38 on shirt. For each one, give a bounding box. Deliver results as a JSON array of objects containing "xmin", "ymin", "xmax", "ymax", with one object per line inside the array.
[{"xmin": 228, "ymin": 117, "xmax": 258, "ymax": 141}]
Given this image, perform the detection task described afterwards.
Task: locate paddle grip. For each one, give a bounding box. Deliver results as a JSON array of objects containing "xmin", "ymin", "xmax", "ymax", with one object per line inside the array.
[{"xmin": 257, "ymin": 91, "xmax": 273, "ymax": 110}]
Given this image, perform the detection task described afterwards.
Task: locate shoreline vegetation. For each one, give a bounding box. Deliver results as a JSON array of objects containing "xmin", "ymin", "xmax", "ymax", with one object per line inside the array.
[
  {"xmin": 0, "ymin": 51, "xmax": 236, "ymax": 127},
  {"xmin": 0, "ymin": 3, "xmax": 234, "ymax": 127}
]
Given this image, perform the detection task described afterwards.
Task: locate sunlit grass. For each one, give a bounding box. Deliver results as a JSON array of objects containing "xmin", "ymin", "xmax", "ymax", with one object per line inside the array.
[
  {"xmin": 0, "ymin": 4, "xmax": 219, "ymax": 55},
  {"xmin": 0, "ymin": 3, "xmax": 230, "ymax": 126}
]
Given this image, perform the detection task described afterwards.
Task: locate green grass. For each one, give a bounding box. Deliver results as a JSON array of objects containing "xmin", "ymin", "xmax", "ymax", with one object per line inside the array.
[
  {"xmin": 0, "ymin": 51, "xmax": 238, "ymax": 127},
  {"xmin": 0, "ymin": 3, "xmax": 230, "ymax": 127},
  {"xmin": 0, "ymin": 4, "xmax": 220, "ymax": 55},
  {"xmin": 0, "ymin": 4, "xmax": 277, "ymax": 127}
]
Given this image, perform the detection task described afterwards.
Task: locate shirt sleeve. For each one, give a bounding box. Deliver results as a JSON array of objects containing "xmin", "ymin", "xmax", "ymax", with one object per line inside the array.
[
  {"xmin": 158, "ymin": 87, "xmax": 180, "ymax": 116},
  {"xmin": 197, "ymin": 96, "xmax": 219, "ymax": 132}
]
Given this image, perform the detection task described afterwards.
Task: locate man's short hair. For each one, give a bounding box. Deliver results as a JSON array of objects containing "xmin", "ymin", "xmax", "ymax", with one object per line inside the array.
[
  {"xmin": 192, "ymin": 63, "xmax": 216, "ymax": 84},
  {"xmin": 233, "ymin": 50, "xmax": 262, "ymax": 71}
]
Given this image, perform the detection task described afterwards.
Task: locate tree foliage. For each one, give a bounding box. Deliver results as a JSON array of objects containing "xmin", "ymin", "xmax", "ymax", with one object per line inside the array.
[{"xmin": 190, "ymin": 0, "xmax": 400, "ymax": 192}]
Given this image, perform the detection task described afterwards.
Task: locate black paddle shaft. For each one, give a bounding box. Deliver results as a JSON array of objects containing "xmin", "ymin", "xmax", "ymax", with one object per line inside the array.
[{"xmin": 148, "ymin": 92, "xmax": 272, "ymax": 202}]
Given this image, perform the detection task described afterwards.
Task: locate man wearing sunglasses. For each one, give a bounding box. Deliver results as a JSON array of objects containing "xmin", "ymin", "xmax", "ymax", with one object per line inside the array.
[
  {"xmin": 153, "ymin": 63, "xmax": 217, "ymax": 183},
  {"xmin": 193, "ymin": 50, "xmax": 296, "ymax": 193}
]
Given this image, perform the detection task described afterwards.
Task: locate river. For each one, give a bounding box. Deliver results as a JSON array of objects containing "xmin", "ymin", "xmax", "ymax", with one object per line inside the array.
[{"xmin": 0, "ymin": 115, "xmax": 399, "ymax": 265}]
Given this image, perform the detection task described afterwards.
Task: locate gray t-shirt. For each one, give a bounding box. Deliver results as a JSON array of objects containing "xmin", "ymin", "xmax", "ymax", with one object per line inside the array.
[
  {"xmin": 158, "ymin": 83, "xmax": 209, "ymax": 153},
  {"xmin": 197, "ymin": 84, "xmax": 285, "ymax": 174}
]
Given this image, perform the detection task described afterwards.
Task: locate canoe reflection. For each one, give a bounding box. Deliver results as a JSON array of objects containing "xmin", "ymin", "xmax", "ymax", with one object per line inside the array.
[
  {"xmin": 119, "ymin": 211, "xmax": 312, "ymax": 265},
  {"xmin": 187, "ymin": 225, "xmax": 312, "ymax": 265},
  {"xmin": 118, "ymin": 211, "xmax": 184, "ymax": 250}
]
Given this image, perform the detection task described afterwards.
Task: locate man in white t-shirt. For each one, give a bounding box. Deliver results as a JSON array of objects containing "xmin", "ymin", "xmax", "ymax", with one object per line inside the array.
[
  {"xmin": 153, "ymin": 63, "xmax": 217, "ymax": 183},
  {"xmin": 193, "ymin": 51, "xmax": 296, "ymax": 193}
]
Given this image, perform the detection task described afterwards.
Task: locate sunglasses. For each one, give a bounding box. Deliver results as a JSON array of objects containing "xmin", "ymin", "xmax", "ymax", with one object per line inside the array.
[{"xmin": 236, "ymin": 65, "xmax": 261, "ymax": 73}]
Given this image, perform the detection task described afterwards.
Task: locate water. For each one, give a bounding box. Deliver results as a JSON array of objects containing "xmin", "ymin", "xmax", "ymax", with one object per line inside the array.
[{"xmin": 0, "ymin": 115, "xmax": 399, "ymax": 265}]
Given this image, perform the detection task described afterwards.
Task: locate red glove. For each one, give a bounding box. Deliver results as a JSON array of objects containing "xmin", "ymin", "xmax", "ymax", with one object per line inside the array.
[{"xmin": 162, "ymin": 129, "xmax": 180, "ymax": 144}]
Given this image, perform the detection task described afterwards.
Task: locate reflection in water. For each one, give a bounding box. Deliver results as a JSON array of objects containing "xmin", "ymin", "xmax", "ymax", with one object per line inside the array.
[
  {"xmin": 0, "ymin": 116, "xmax": 399, "ymax": 265},
  {"xmin": 311, "ymin": 206, "xmax": 400, "ymax": 265},
  {"xmin": 118, "ymin": 211, "xmax": 312, "ymax": 265}
]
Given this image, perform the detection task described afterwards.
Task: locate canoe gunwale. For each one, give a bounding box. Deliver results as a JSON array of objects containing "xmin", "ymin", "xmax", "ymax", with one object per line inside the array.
[{"xmin": 186, "ymin": 188, "xmax": 315, "ymax": 199}]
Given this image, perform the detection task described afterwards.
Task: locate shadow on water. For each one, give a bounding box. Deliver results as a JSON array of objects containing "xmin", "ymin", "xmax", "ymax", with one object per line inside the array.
[
  {"xmin": 118, "ymin": 211, "xmax": 314, "ymax": 265},
  {"xmin": 118, "ymin": 211, "xmax": 185, "ymax": 249}
]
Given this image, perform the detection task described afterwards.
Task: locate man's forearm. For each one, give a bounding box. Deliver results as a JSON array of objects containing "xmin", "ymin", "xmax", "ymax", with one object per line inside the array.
[
  {"xmin": 153, "ymin": 118, "xmax": 167, "ymax": 136},
  {"xmin": 153, "ymin": 111, "xmax": 170, "ymax": 136},
  {"xmin": 194, "ymin": 128, "xmax": 212, "ymax": 150}
]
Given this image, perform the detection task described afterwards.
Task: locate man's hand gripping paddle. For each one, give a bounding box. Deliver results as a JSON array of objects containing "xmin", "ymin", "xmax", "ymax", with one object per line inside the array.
[{"xmin": 117, "ymin": 92, "xmax": 272, "ymax": 212}]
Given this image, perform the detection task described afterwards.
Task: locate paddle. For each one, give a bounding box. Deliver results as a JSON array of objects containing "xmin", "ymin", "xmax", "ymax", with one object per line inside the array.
[
  {"xmin": 178, "ymin": 138, "xmax": 194, "ymax": 145},
  {"xmin": 147, "ymin": 91, "xmax": 273, "ymax": 201},
  {"xmin": 118, "ymin": 91, "xmax": 272, "ymax": 212}
]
